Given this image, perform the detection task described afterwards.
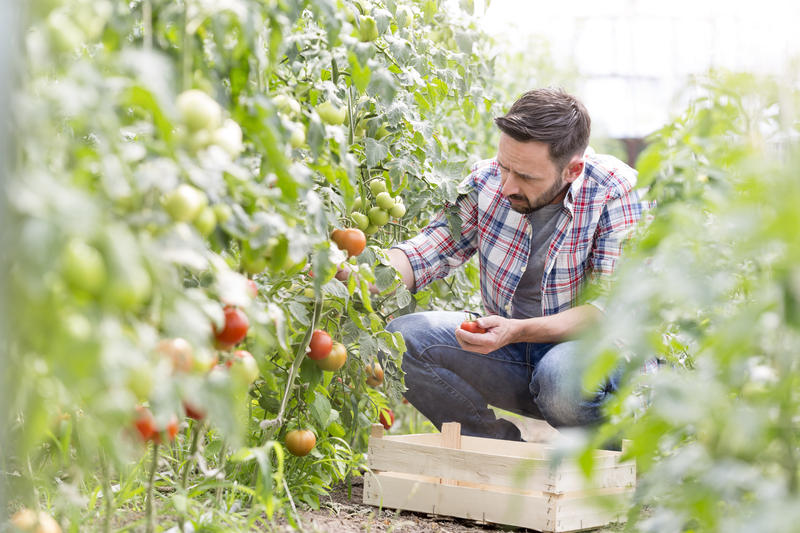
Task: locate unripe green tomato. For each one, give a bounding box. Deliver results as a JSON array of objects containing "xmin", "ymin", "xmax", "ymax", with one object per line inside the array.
[
  {"xmin": 187, "ymin": 129, "xmax": 213, "ymax": 152},
  {"xmin": 303, "ymin": 288, "xmax": 315, "ymax": 299},
  {"xmin": 213, "ymin": 203, "xmax": 233, "ymax": 224},
  {"xmin": 109, "ymin": 266, "xmax": 151, "ymax": 310},
  {"xmin": 193, "ymin": 206, "xmax": 217, "ymax": 236},
  {"xmin": 62, "ymin": 239, "xmax": 107, "ymax": 294},
  {"xmin": 163, "ymin": 184, "xmax": 208, "ymax": 223},
  {"xmin": 389, "ymin": 201, "xmax": 407, "ymax": 218},
  {"xmin": 229, "ymin": 351, "xmax": 259, "ymax": 385},
  {"xmin": 273, "ymin": 94, "xmax": 301, "ymax": 116},
  {"xmin": 316, "ymin": 101, "xmax": 346, "ymax": 125},
  {"xmin": 352, "ymin": 196, "xmax": 363, "ymax": 211},
  {"xmin": 289, "ymin": 123, "xmax": 306, "ymax": 148},
  {"xmin": 368, "ymin": 207, "xmax": 390, "ymax": 227},
  {"xmin": 375, "ymin": 125, "xmax": 390, "ymax": 139},
  {"xmin": 213, "ymin": 119, "xmax": 244, "ymax": 157},
  {"xmin": 241, "ymin": 251, "xmax": 267, "ymax": 275},
  {"xmin": 351, "ymin": 212, "xmax": 370, "ymax": 231},
  {"xmin": 359, "ymin": 16, "xmax": 379, "ymax": 42},
  {"xmin": 369, "ymin": 179, "xmax": 387, "ymax": 195},
  {"xmin": 126, "ymin": 364, "xmax": 153, "ymax": 402},
  {"xmin": 365, "ymin": 224, "xmax": 380, "ymax": 235},
  {"xmin": 376, "ymin": 191, "xmax": 395, "ymax": 210},
  {"xmin": 177, "ymin": 89, "xmax": 223, "ymax": 132}
]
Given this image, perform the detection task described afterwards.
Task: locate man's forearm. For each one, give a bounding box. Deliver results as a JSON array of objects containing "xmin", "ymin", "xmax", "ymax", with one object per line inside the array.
[
  {"xmin": 510, "ymin": 304, "xmax": 602, "ymax": 344},
  {"xmin": 387, "ymin": 247, "xmax": 415, "ymax": 292}
]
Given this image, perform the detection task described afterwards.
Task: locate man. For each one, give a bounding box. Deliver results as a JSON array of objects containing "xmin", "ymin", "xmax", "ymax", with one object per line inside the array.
[{"xmin": 382, "ymin": 88, "xmax": 649, "ymax": 441}]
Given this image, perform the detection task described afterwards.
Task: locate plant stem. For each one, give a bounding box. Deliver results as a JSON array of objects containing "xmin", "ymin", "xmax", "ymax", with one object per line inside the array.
[
  {"xmin": 142, "ymin": 0, "xmax": 153, "ymax": 50},
  {"xmin": 265, "ymin": 297, "xmax": 323, "ymax": 442},
  {"xmin": 100, "ymin": 452, "xmax": 113, "ymax": 533},
  {"xmin": 145, "ymin": 442, "xmax": 159, "ymax": 533},
  {"xmin": 181, "ymin": 0, "xmax": 191, "ymax": 91}
]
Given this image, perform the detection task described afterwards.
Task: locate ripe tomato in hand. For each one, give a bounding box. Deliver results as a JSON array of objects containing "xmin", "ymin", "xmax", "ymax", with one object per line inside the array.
[
  {"xmin": 285, "ymin": 429, "xmax": 316, "ymax": 456},
  {"xmin": 308, "ymin": 329, "xmax": 333, "ymax": 360},
  {"xmin": 460, "ymin": 321, "xmax": 486, "ymax": 334},
  {"xmin": 214, "ymin": 306, "xmax": 249, "ymax": 349},
  {"xmin": 379, "ymin": 408, "xmax": 394, "ymax": 430}
]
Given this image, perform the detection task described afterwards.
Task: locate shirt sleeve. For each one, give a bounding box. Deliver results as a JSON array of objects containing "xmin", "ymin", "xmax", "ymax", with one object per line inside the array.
[
  {"xmin": 586, "ymin": 188, "xmax": 653, "ymax": 310},
  {"xmin": 391, "ymin": 173, "xmax": 480, "ymax": 292}
]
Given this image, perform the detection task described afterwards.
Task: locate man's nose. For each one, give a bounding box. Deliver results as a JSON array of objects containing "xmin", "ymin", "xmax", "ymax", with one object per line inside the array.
[{"xmin": 501, "ymin": 173, "xmax": 519, "ymax": 198}]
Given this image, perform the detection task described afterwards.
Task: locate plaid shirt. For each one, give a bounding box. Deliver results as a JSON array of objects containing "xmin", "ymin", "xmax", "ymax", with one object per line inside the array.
[{"xmin": 394, "ymin": 153, "xmax": 650, "ymax": 319}]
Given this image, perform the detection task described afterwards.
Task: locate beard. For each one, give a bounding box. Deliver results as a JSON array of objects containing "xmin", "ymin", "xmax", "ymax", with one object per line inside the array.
[{"xmin": 506, "ymin": 175, "xmax": 569, "ymax": 214}]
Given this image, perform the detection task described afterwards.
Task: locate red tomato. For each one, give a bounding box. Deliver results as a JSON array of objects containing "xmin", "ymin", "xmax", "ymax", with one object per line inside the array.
[
  {"xmin": 460, "ymin": 321, "xmax": 486, "ymax": 334},
  {"xmin": 315, "ymin": 342, "xmax": 347, "ymax": 371},
  {"xmin": 285, "ymin": 429, "xmax": 316, "ymax": 456},
  {"xmin": 365, "ymin": 362, "xmax": 384, "ymax": 387},
  {"xmin": 183, "ymin": 400, "xmax": 206, "ymax": 421},
  {"xmin": 379, "ymin": 408, "xmax": 395, "ymax": 430},
  {"xmin": 333, "ymin": 228, "xmax": 366, "ymax": 257},
  {"xmin": 213, "ymin": 306, "xmax": 249, "ymax": 349},
  {"xmin": 308, "ymin": 329, "xmax": 333, "ymax": 360},
  {"xmin": 134, "ymin": 406, "xmax": 158, "ymax": 442},
  {"xmin": 165, "ymin": 415, "xmax": 179, "ymax": 442}
]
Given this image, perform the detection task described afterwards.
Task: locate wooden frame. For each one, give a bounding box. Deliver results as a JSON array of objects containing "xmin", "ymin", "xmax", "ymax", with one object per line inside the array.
[{"xmin": 363, "ymin": 423, "xmax": 635, "ymax": 533}]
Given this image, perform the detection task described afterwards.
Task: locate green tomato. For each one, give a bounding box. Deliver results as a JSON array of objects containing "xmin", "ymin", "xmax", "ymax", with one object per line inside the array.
[
  {"xmin": 289, "ymin": 123, "xmax": 306, "ymax": 148},
  {"xmin": 213, "ymin": 203, "xmax": 233, "ymax": 224},
  {"xmin": 62, "ymin": 239, "xmax": 107, "ymax": 294},
  {"xmin": 351, "ymin": 212, "xmax": 370, "ymax": 231},
  {"xmin": 369, "ymin": 179, "xmax": 387, "ymax": 195},
  {"xmin": 193, "ymin": 206, "xmax": 217, "ymax": 236},
  {"xmin": 316, "ymin": 101, "xmax": 346, "ymax": 126},
  {"xmin": 241, "ymin": 243, "xmax": 268, "ymax": 275},
  {"xmin": 213, "ymin": 119, "xmax": 244, "ymax": 157},
  {"xmin": 109, "ymin": 266, "xmax": 152, "ymax": 311},
  {"xmin": 364, "ymin": 224, "xmax": 380, "ymax": 235},
  {"xmin": 352, "ymin": 196, "xmax": 363, "ymax": 211},
  {"xmin": 126, "ymin": 364, "xmax": 153, "ymax": 402},
  {"xmin": 162, "ymin": 184, "xmax": 208, "ymax": 223},
  {"xmin": 273, "ymin": 94, "xmax": 301, "ymax": 116},
  {"xmin": 177, "ymin": 89, "xmax": 223, "ymax": 132},
  {"xmin": 229, "ymin": 351, "xmax": 260, "ymax": 385},
  {"xmin": 368, "ymin": 206, "xmax": 390, "ymax": 227},
  {"xmin": 376, "ymin": 191, "xmax": 395, "ymax": 210},
  {"xmin": 389, "ymin": 201, "xmax": 407, "ymax": 218},
  {"xmin": 359, "ymin": 16, "xmax": 379, "ymax": 42}
]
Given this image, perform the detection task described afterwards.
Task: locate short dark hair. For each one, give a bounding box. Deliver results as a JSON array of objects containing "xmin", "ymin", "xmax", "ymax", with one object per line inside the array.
[{"xmin": 494, "ymin": 88, "xmax": 591, "ymax": 169}]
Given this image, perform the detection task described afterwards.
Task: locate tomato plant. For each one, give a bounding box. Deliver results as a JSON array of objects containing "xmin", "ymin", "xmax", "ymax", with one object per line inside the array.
[{"xmin": 4, "ymin": 0, "xmax": 500, "ymax": 529}]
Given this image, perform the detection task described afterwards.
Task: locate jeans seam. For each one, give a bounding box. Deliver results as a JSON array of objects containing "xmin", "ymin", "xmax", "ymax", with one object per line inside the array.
[{"xmin": 419, "ymin": 358, "xmax": 488, "ymax": 425}]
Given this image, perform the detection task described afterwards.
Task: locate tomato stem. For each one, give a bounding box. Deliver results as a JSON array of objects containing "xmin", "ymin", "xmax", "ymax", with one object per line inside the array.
[
  {"xmin": 100, "ymin": 452, "xmax": 113, "ymax": 533},
  {"xmin": 145, "ymin": 442, "xmax": 159, "ymax": 533}
]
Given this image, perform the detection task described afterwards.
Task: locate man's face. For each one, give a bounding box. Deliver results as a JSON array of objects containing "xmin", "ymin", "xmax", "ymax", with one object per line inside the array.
[{"xmin": 496, "ymin": 133, "xmax": 584, "ymax": 214}]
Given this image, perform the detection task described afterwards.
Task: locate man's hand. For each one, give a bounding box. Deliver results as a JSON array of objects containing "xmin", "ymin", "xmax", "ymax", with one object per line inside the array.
[{"xmin": 454, "ymin": 315, "xmax": 520, "ymax": 354}]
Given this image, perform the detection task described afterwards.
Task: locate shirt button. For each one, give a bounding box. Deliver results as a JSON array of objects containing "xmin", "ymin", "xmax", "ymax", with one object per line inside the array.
[{"xmin": 520, "ymin": 266, "xmax": 526, "ymax": 273}]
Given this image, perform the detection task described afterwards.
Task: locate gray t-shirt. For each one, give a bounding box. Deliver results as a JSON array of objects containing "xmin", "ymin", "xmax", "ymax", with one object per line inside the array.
[{"xmin": 511, "ymin": 204, "xmax": 562, "ymax": 319}]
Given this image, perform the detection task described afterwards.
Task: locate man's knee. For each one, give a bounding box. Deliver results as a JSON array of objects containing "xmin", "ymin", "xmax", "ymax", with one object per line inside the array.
[
  {"xmin": 529, "ymin": 341, "xmax": 603, "ymax": 427},
  {"xmin": 386, "ymin": 312, "xmax": 457, "ymax": 361}
]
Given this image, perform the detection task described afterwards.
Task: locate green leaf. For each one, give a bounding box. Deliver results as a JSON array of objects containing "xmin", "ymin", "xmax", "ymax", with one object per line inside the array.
[
  {"xmin": 310, "ymin": 392, "xmax": 333, "ymax": 428},
  {"xmin": 348, "ymin": 52, "xmax": 371, "ymax": 94},
  {"xmin": 365, "ymin": 138, "xmax": 389, "ymax": 167}
]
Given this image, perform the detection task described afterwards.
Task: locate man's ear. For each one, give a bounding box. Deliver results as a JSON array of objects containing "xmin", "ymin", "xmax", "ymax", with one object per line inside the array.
[{"xmin": 563, "ymin": 154, "xmax": 585, "ymax": 183}]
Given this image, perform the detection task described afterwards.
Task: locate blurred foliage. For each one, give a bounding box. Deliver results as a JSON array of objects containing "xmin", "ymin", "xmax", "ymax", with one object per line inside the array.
[
  {"xmin": 2, "ymin": 0, "xmax": 497, "ymax": 529},
  {"xmin": 577, "ymin": 69, "xmax": 800, "ymax": 533}
]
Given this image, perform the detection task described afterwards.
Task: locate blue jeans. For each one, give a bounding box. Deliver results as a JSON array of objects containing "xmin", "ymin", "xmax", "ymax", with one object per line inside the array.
[{"xmin": 386, "ymin": 311, "xmax": 618, "ymax": 441}]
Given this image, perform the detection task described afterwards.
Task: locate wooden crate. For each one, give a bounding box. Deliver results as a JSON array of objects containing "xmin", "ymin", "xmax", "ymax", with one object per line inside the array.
[{"xmin": 363, "ymin": 422, "xmax": 635, "ymax": 533}]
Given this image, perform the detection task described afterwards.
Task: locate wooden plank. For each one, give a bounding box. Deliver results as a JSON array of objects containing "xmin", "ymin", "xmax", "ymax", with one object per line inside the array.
[
  {"xmin": 367, "ymin": 437, "xmax": 555, "ymax": 492},
  {"xmin": 363, "ymin": 470, "xmax": 553, "ymax": 531},
  {"xmin": 439, "ymin": 422, "xmax": 462, "ymax": 486},
  {"xmin": 552, "ymin": 487, "xmax": 633, "ymax": 532},
  {"xmin": 368, "ymin": 437, "xmax": 634, "ymax": 494}
]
